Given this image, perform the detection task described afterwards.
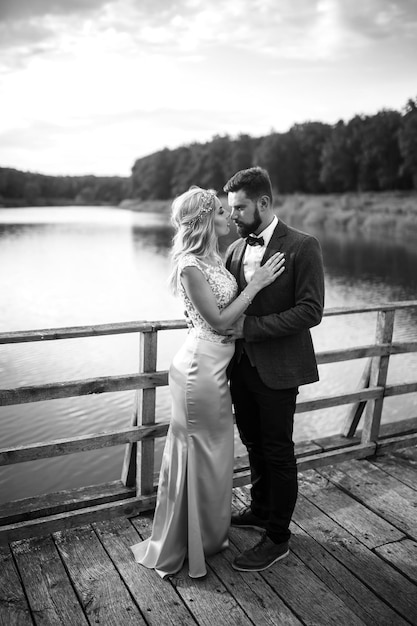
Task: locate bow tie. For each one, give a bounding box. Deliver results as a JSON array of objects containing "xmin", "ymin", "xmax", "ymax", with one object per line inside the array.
[{"xmin": 246, "ymin": 235, "xmax": 264, "ymax": 247}]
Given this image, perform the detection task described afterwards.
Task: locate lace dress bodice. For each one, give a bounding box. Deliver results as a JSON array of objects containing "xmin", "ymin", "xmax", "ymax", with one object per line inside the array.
[{"xmin": 178, "ymin": 254, "xmax": 238, "ymax": 344}]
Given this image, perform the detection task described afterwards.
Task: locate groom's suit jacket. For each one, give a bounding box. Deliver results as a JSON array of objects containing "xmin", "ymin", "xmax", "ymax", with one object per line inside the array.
[{"xmin": 225, "ymin": 219, "xmax": 325, "ymax": 390}]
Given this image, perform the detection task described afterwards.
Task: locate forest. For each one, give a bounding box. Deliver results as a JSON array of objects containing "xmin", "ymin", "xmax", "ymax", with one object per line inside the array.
[
  {"xmin": 0, "ymin": 171, "xmax": 129, "ymax": 207},
  {"xmin": 130, "ymin": 98, "xmax": 417, "ymax": 199},
  {"xmin": 1, "ymin": 98, "xmax": 416, "ymax": 207}
]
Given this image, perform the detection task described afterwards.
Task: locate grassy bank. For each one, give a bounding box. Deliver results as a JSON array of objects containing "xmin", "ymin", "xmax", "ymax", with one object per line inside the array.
[
  {"xmin": 120, "ymin": 191, "xmax": 417, "ymax": 239},
  {"xmin": 277, "ymin": 191, "xmax": 417, "ymax": 239}
]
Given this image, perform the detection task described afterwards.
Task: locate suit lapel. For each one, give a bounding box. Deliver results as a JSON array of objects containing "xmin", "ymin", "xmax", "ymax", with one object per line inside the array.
[
  {"xmin": 261, "ymin": 219, "xmax": 288, "ymax": 263},
  {"xmin": 230, "ymin": 239, "xmax": 247, "ymax": 288}
]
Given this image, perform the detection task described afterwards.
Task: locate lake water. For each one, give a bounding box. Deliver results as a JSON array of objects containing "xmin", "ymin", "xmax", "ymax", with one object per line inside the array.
[{"xmin": 1, "ymin": 206, "xmax": 416, "ymax": 504}]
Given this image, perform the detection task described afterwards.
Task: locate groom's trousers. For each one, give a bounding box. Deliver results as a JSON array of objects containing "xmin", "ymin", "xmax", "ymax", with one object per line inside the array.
[{"xmin": 230, "ymin": 351, "xmax": 298, "ymax": 544}]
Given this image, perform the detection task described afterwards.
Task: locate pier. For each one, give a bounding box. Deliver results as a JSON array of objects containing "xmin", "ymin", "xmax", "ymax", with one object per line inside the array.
[{"xmin": 1, "ymin": 302, "xmax": 416, "ymax": 625}]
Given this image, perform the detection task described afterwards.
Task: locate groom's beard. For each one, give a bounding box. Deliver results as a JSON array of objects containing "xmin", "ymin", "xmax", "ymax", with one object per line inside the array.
[{"xmin": 234, "ymin": 207, "xmax": 262, "ymax": 239}]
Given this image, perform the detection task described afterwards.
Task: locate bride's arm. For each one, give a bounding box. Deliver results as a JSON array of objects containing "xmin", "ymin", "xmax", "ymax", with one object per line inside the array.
[{"xmin": 180, "ymin": 252, "xmax": 285, "ymax": 335}]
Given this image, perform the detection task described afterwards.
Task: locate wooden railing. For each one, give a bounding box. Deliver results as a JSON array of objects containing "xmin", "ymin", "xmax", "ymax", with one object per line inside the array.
[{"xmin": 1, "ymin": 301, "xmax": 417, "ymax": 542}]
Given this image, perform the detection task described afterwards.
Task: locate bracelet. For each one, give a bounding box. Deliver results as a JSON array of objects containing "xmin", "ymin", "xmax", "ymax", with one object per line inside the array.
[{"xmin": 240, "ymin": 290, "xmax": 252, "ymax": 305}]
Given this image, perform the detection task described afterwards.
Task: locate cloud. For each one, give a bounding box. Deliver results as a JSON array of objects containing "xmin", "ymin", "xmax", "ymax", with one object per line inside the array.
[
  {"xmin": 0, "ymin": 20, "xmax": 53, "ymax": 55},
  {"xmin": 0, "ymin": 0, "xmax": 199, "ymax": 71},
  {"xmin": 0, "ymin": 0, "xmax": 110, "ymax": 21},
  {"xmin": 3, "ymin": 0, "xmax": 416, "ymax": 74},
  {"xmin": 338, "ymin": 0, "xmax": 417, "ymax": 40}
]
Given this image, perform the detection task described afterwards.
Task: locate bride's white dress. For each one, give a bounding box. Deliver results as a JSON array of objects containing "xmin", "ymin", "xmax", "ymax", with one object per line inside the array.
[{"xmin": 131, "ymin": 254, "xmax": 238, "ymax": 578}]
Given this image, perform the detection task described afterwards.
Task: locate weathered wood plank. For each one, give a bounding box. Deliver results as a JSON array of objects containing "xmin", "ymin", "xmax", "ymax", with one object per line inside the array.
[
  {"xmin": 322, "ymin": 301, "xmax": 417, "ymax": 316},
  {"xmin": 295, "ymin": 440, "xmax": 323, "ymax": 456},
  {"xmin": 169, "ymin": 570, "xmax": 256, "ymax": 626},
  {"xmin": 375, "ymin": 539, "xmax": 417, "ymax": 584},
  {"xmin": 298, "ymin": 469, "xmax": 404, "ymax": 549},
  {"xmin": 137, "ymin": 331, "xmax": 158, "ymax": 495},
  {"xmin": 232, "ymin": 466, "xmax": 253, "ymax": 488},
  {"xmin": 1, "ymin": 379, "xmax": 395, "ymax": 411},
  {"xmin": 319, "ymin": 460, "xmax": 417, "ymax": 540},
  {"xmin": 317, "ymin": 344, "xmax": 389, "ymax": 364},
  {"xmin": 312, "ymin": 433, "xmax": 361, "ymax": 452},
  {"xmin": 362, "ymin": 309, "xmax": 395, "ymax": 444},
  {"xmin": 234, "ymin": 439, "xmax": 324, "ymax": 471},
  {"xmin": 0, "ymin": 423, "xmax": 169, "ymax": 466},
  {"xmin": 343, "ymin": 358, "xmax": 371, "ymax": 437},
  {"xmin": 131, "ymin": 514, "xmax": 256, "ymax": 626},
  {"xmin": 0, "ymin": 545, "xmax": 34, "ymax": 626},
  {"xmin": 378, "ymin": 417, "xmax": 417, "ymax": 438},
  {"xmin": 384, "ymin": 381, "xmax": 417, "ymax": 396},
  {"xmin": 232, "ymin": 443, "xmax": 377, "ymax": 489},
  {"xmin": 2, "ymin": 377, "xmax": 412, "ymax": 413},
  {"xmin": 295, "ymin": 387, "xmax": 383, "ymax": 413},
  {"xmin": 0, "ymin": 426, "xmax": 364, "ymax": 468},
  {"xmin": 296, "ymin": 443, "xmax": 376, "ymax": 470},
  {"xmin": 11, "ymin": 536, "xmax": 88, "ymax": 625},
  {"xmin": 317, "ymin": 340, "xmax": 417, "ymax": 364},
  {"xmin": 375, "ymin": 431, "xmax": 417, "ymax": 454},
  {"xmin": 93, "ymin": 518, "xmax": 196, "ymax": 626},
  {"xmin": 2, "ymin": 419, "xmax": 408, "ymax": 469},
  {"xmin": 0, "ymin": 320, "xmax": 186, "ymax": 344},
  {"xmin": 1, "ymin": 301, "xmax": 415, "ymax": 345},
  {"xmin": 390, "ymin": 340, "xmax": 417, "ymax": 354},
  {"xmin": 0, "ymin": 371, "xmax": 169, "ymax": 406},
  {"xmin": 371, "ymin": 447, "xmax": 417, "ymax": 491},
  {"xmin": 0, "ymin": 496, "xmax": 155, "ymax": 545},
  {"xmin": 290, "ymin": 523, "xmax": 409, "ymax": 626},
  {"xmin": 54, "ymin": 525, "xmax": 146, "ymax": 625},
  {"xmin": 0, "ymin": 481, "xmax": 135, "ymax": 526},
  {"xmin": 293, "ymin": 492, "xmax": 417, "ymax": 623}
]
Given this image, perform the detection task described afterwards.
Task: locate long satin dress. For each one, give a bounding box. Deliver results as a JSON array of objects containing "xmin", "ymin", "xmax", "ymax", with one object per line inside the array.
[{"xmin": 131, "ymin": 254, "xmax": 238, "ymax": 578}]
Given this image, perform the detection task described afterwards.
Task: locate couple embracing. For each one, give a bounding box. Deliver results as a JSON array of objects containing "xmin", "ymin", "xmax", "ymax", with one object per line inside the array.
[{"xmin": 131, "ymin": 166, "xmax": 325, "ymax": 579}]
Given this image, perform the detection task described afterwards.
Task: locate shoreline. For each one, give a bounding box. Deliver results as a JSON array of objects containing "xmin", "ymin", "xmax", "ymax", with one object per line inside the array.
[
  {"xmin": 122, "ymin": 191, "xmax": 417, "ymax": 238},
  {"xmin": 2, "ymin": 191, "xmax": 416, "ymax": 238}
]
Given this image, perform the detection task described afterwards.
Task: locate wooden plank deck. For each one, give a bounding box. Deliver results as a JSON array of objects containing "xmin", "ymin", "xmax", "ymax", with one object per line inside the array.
[{"xmin": 1, "ymin": 446, "xmax": 416, "ymax": 626}]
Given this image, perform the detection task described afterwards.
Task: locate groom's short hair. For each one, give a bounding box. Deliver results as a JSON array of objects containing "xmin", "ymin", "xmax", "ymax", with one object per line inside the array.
[{"xmin": 223, "ymin": 167, "xmax": 273, "ymax": 203}]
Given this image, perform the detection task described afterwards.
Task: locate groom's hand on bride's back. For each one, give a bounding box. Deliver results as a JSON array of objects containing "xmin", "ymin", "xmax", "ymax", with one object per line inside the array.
[{"xmin": 231, "ymin": 316, "xmax": 245, "ymax": 339}]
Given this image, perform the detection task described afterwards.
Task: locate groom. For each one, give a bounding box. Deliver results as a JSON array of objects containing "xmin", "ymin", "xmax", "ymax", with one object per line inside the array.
[{"xmin": 224, "ymin": 166, "xmax": 325, "ymax": 572}]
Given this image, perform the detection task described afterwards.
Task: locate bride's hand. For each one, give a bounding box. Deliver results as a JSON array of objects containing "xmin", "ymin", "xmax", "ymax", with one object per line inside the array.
[{"xmin": 250, "ymin": 252, "xmax": 285, "ymax": 290}]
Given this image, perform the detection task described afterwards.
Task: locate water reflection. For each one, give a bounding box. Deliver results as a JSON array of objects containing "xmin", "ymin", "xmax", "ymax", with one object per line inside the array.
[
  {"xmin": 131, "ymin": 220, "xmax": 174, "ymax": 253},
  {"xmin": 319, "ymin": 229, "xmax": 417, "ymax": 290}
]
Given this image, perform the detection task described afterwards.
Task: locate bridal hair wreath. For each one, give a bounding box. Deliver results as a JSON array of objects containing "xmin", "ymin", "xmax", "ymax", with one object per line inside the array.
[{"xmin": 186, "ymin": 188, "xmax": 217, "ymax": 227}]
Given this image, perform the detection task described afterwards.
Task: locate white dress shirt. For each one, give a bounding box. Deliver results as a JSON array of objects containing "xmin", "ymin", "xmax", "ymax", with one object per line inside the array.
[{"xmin": 243, "ymin": 215, "xmax": 278, "ymax": 283}]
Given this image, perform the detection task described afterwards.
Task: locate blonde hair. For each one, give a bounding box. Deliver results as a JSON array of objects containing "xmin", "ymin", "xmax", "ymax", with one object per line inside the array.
[{"xmin": 169, "ymin": 186, "xmax": 221, "ymax": 294}]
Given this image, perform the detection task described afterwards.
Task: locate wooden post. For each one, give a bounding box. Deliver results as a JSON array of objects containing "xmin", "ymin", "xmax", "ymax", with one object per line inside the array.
[
  {"xmin": 121, "ymin": 331, "xmax": 157, "ymax": 494},
  {"xmin": 361, "ymin": 309, "xmax": 395, "ymax": 444},
  {"xmin": 343, "ymin": 358, "xmax": 371, "ymax": 437}
]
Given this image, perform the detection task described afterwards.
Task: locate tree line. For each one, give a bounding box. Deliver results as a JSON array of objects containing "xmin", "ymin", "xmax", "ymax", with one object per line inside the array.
[
  {"xmin": 131, "ymin": 98, "xmax": 417, "ymax": 199},
  {"xmin": 0, "ymin": 169, "xmax": 129, "ymax": 207},
  {"xmin": 1, "ymin": 97, "xmax": 416, "ymax": 207}
]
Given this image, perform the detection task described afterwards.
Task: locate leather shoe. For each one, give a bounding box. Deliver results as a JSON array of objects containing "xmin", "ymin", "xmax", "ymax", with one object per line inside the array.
[
  {"xmin": 232, "ymin": 534, "xmax": 289, "ymax": 572},
  {"xmin": 231, "ymin": 506, "xmax": 268, "ymax": 530}
]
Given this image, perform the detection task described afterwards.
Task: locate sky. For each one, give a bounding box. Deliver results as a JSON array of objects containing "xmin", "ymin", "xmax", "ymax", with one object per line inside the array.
[{"xmin": 0, "ymin": 0, "xmax": 416, "ymax": 178}]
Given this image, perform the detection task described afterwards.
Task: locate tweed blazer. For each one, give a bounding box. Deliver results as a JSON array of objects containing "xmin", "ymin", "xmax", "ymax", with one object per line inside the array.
[{"xmin": 225, "ymin": 220, "xmax": 325, "ymax": 389}]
